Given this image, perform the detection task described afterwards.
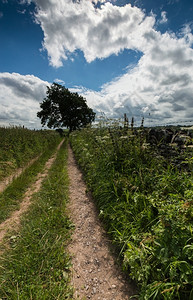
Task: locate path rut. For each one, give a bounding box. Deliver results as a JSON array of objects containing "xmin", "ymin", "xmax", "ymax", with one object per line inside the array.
[
  {"xmin": 0, "ymin": 140, "xmax": 64, "ymax": 244},
  {"xmin": 0, "ymin": 155, "xmax": 40, "ymax": 194},
  {"xmin": 67, "ymin": 145, "xmax": 137, "ymax": 300}
]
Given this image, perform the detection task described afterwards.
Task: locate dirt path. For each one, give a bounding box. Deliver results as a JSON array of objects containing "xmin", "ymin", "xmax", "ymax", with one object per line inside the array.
[
  {"xmin": 0, "ymin": 155, "xmax": 40, "ymax": 194},
  {"xmin": 0, "ymin": 140, "xmax": 64, "ymax": 244},
  {"xmin": 67, "ymin": 145, "xmax": 137, "ymax": 300}
]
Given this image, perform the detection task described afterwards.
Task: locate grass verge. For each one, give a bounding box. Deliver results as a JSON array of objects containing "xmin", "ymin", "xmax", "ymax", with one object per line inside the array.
[
  {"xmin": 70, "ymin": 127, "xmax": 193, "ymax": 299},
  {"xmin": 0, "ymin": 127, "xmax": 60, "ymax": 181},
  {"xmin": 0, "ymin": 139, "xmax": 73, "ymax": 299},
  {"xmin": 0, "ymin": 138, "xmax": 61, "ymax": 223}
]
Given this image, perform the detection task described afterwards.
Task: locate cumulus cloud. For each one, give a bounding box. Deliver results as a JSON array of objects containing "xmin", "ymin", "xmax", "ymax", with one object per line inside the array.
[
  {"xmin": 158, "ymin": 11, "xmax": 168, "ymax": 24},
  {"xmin": 79, "ymin": 28, "xmax": 193, "ymax": 125},
  {"xmin": 26, "ymin": 0, "xmax": 155, "ymax": 67},
  {"xmin": 179, "ymin": 23, "xmax": 193, "ymax": 46},
  {"xmin": 3, "ymin": 0, "xmax": 193, "ymax": 127},
  {"xmin": 0, "ymin": 73, "xmax": 49, "ymax": 128}
]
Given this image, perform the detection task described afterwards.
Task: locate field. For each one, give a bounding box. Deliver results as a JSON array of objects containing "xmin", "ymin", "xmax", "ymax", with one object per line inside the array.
[
  {"xmin": 0, "ymin": 127, "xmax": 73, "ymax": 299},
  {"xmin": 0, "ymin": 126, "xmax": 61, "ymax": 181},
  {"xmin": 0, "ymin": 124, "xmax": 193, "ymax": 299},
  {"xmin": 70, "ymin": 123, "xmax": 193, "ymax": 299}
]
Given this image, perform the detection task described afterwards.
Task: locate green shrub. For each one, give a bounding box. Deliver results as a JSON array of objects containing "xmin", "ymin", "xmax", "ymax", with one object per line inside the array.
[{"xmin": 70, "ymin": 125, "xmax": 193, "ymax": 299}]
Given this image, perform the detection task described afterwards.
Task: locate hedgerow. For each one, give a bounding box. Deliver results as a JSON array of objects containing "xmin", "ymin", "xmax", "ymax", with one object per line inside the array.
[{"xmin": 70, "ymin": 125, "xmax": 193, "ymax": 299}]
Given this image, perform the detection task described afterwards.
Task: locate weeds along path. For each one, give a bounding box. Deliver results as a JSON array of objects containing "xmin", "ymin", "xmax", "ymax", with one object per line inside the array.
[
  {"xmin": 0, "ymin": 155, "xmax": 40, "ymax": 194},
  {"xmin": 0, "ymin": 139, "xmax": 64, "ymax": 243},
  {"xmin": 67, "ymin": 145, "xmax": 137, "ymax": 300}
]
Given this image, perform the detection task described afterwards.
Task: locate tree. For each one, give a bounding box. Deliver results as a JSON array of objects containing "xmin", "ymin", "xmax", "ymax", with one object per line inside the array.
[{"xmin": 37, "ymin": 83, "xmax": 95, "ymax": 132}]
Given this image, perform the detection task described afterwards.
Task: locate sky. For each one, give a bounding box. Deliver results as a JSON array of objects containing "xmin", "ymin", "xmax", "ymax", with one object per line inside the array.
[{"xmin": 0, "ymin": 0, "xmax": 193, "ymax": 128}]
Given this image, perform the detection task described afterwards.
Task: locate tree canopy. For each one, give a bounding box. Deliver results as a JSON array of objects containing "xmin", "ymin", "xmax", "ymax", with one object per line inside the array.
[{"xmin": 37, "ymin": 83, "xmax": 95, "ymax": 132}]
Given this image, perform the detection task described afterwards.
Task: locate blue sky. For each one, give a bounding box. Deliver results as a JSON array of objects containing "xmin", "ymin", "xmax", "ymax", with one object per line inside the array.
[{"xmin": 0, "ymin": 0, "xmax": 193, "ymax": 128}]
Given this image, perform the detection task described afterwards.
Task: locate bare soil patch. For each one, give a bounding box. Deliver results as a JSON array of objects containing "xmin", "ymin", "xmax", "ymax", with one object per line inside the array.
[
  {"xmin": 67, "ymin": 145, "xmax": 137, "ymax": 300},
  {"xmin": 0, "ymin": 140, "xmax": 64, "ymax": 244}
]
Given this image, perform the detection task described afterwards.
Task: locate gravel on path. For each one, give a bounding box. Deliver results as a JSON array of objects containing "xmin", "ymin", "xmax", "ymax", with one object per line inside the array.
[{"xmin": 67, "ymin": 145, "xmax": 137, "ymax": 300}]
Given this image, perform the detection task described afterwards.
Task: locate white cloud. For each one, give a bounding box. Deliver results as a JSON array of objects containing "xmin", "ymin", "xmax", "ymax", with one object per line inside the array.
[
  {"xmin": 0, "ymin": 73, "xmax": 49, "ymax": 128},
  {"xmin": 4, "ymin": 0, "xmax": 193, "ymax": 127},
  {"xmin": 26, "ymin": 0, "xmax": 155, "ymax": 67},
  {"xmin": 79, "ymin": 29, "xmax": 193, "ymax": 125},
  {"xmin": 179, "ymin": 23, "xmax": 193, "ymax": 46},
  {"xmin": 54, "ymin": 78, "xmax": 65, "ymax": 85},
  {"xmin": 158, "ymin": 11, "xmax": 168, "ymax": 24}
]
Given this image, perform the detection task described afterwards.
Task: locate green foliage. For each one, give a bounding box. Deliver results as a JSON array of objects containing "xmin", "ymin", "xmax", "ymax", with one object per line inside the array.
[
  {"xmin": 0, "ymin": 126, "xmax": 60, "ymax": 181},
  {"xmin": 37, "ymin": 83, "xmax": 95, "ymax": 132},
  {"xmin": 70, "ymin": 124, "xmax": 193, "ymax": 299},
  {"xmin": 0, "ymin": 140, "xmax": 73, "ymax": 299}
]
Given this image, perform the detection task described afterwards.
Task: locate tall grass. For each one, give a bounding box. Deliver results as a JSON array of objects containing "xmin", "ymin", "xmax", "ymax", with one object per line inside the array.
[
  {"xmin": 0, "ymin": 126, "xmax": 60, "ymax": 181},
  {"xmin": 0, "ymin": 128, "xmax": 62, "ymax": 223},
  {"xmin": 0, "ymin": 139, "xmax": 73, "ymax": 299},
  {"xmin": 0, "ymin": 138, "xmax": 60, "ymax": 223},
  {"xmin": 70, "ymin": 125, "xmax": 193, "ymax": 299}
]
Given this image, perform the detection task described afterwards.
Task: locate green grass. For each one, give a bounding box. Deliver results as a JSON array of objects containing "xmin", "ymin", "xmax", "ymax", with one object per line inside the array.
[
  {"xmin": 0, "ymin": 138, "xmax": 61, "ymax": 223},
  {"xmin": 0, "ymin": 126, "xmax": 60, "ymax": 181},
  {"xmin": 70, "ymin": 126, "xmax": 193, "ymax": 299},
  {"xmin": 0, "ymin": 138, "xmax": 73, "ymax": 299}
]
